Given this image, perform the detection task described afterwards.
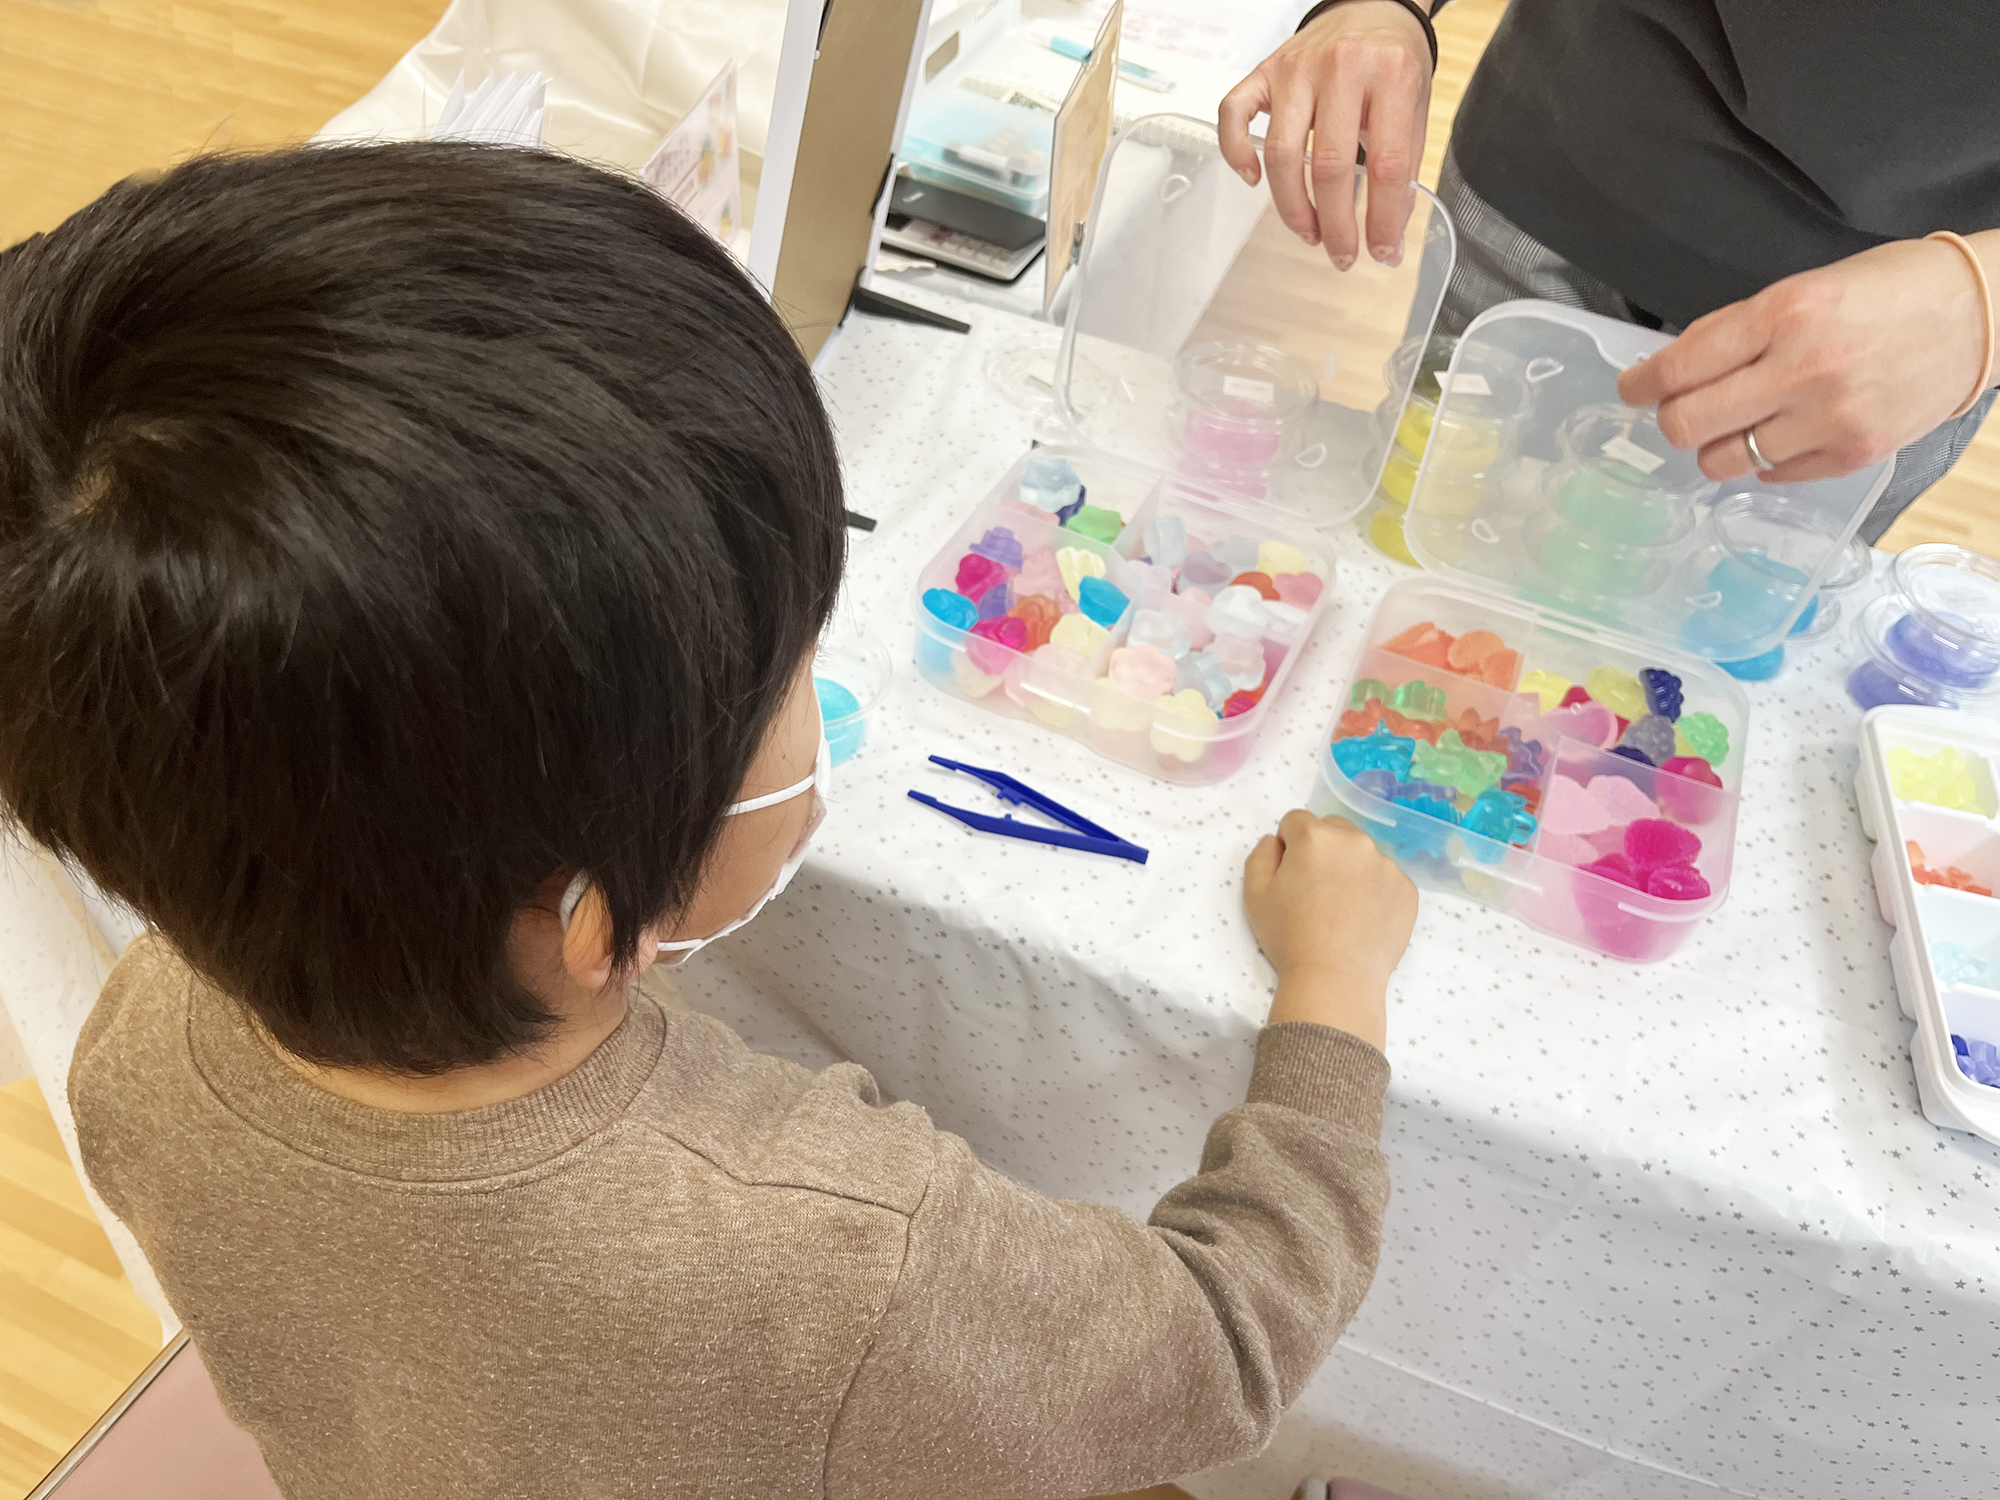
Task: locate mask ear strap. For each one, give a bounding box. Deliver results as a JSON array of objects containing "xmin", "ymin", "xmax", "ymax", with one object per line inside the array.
[
  {"xmin": 724, "ymin": 769, "xmax": 818, "ymax": 815},
  {"xmin": 558, "ymin": 872, "xmax": 591, "ymax": 930}
]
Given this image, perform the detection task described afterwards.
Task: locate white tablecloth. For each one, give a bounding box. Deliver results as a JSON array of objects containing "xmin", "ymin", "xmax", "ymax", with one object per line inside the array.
[{"xmin": 678, "ymin": 297, "xmax": 2000, "ymax": 1500}]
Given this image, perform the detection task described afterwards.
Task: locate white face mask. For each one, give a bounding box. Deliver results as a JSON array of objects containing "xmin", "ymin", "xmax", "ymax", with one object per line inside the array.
[{"xmin": 559, "ymin": 716, "xmax": 830, "ymax": 964}]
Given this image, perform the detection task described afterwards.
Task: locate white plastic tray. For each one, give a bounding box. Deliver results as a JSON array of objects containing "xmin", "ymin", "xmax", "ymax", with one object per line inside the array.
[{"xmin": 1854, "ymin": 705, "xmax": 2000, "ymax": 1143}]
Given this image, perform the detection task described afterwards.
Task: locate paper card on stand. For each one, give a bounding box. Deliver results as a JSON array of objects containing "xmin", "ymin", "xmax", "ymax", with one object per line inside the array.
[
  {"xmin": 1043, "ymin": 0, "xmax": 1120, "ymax": 312},
  {"xmin": 643, "ymin": 63, "xmax": 743, "ymax": 245}
]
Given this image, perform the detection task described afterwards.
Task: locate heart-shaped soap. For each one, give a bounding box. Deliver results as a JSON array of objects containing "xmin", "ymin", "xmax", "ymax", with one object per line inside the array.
[
  {"xmin": 1538, "ymin": 831, "xmax": 1603, "ymax": 869},
  {"xmin": 1546, "ymin": 700, "xmax": 1618, "ymax": 748},
  {"xmin": 1587, "ymin": 774, "xmax": 1659, "ymax": 825},
  {"xmin": 1541, "ymin": 775, "xmax": 1612, "ymax": 836}
]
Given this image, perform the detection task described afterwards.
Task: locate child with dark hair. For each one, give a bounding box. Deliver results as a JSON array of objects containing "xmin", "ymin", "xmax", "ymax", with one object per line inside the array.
[{"xmin": 0, "ymin": 143, "xmax": 1417, "ymax": 1499}]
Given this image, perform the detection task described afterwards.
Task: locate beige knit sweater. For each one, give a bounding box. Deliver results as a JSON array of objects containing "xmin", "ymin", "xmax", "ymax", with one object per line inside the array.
[{"xmin": 70, "ymin": 934, "xmax": 1391, "ymax": 1500}]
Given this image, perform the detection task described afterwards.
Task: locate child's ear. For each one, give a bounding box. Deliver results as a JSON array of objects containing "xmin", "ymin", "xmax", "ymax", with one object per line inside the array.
[
  {"xmin": 558, "ymin": 883, "xmax": 666, "ymax": 991},
  {"xmin": 559, "ymin": 884, "xmax": 617, "ymax": 991}
]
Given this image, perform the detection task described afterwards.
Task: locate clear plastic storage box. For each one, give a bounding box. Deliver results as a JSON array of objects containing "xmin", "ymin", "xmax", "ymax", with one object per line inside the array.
[
  {"xmin": 1311, "ymin": 301, "xmax": 1895, "ymax": 960},
  {"xmin": 912, "ymin": 115, "xmax": 1454, "ymax": 783},
  {"xmin": 900, "ymin": 90, "xmax": 1054, "ymax": 218},
  {"xmin": 1854, "ymin": 707, "xmax": 2000, "ymax": 1144}
]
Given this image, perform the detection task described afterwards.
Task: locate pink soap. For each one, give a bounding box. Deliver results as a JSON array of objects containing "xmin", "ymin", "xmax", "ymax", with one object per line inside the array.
[
  {"xmin": 957, "ymin": 553, "xmax": 1008, "ymax": 602},
  {"xmin": 1546, "ymin": 700, "xmax": 1618, "ymax": 748},
  {"xmin": 1015, "ymin": 550, "xmax": 1064, "ymax": 601},
  {"xmin": 1107, "ymin": 643, "xmax": 1177, "ymax": 699},
  {"xmin": 1587, "ymin": 774, "xmax": 1658, "ymax": 825},
  {"xmin": 1539, "ymin": 831, "xmax": 1603, "ymax": 869},
  {"xmin": 1662, "ymin": 755, "xmax": 1722, "ymax": 787},
  {"xmin": 1541, "ymin": 776, "xmax": 1612, "ymax": 837},
  {"xmin": 1646, "ymin": 864, "xmax": 1712, "ymax": 901},
  {"xmin": 967, "ymin": 615, "xmax": 1027, "ymax": 675},
  {"xmin": 1166, "ymin": 588, "xmax": 1216, "ymax": 651},
  {"xmin": 1624, "ymin": 817, "xmax": 1702, "ymax": 871},
  {"xmin": 1584, "ymin": 825, "xmax": 1627, "ymax": 856},
  {"xmin": 1272, "ymin": 571, "xmax": 1324, "ymax": 609},
  {"xmin": 1580, "ymin": 852, "xmax": 1645, "ymax": 890}
]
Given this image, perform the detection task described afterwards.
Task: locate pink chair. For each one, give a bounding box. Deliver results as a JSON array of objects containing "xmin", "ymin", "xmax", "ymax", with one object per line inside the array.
[{"xmin": 30, "ymin": 1334, "xmax": 281, "ymax": 1499}]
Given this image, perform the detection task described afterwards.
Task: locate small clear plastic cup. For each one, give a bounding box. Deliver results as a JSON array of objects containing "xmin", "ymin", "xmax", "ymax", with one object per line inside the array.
[
  {"xmin": 1784, "ymin": 534, "xmax": 1873, "ymax": 644},
  {"xmin": 814, "ymin": 617, "xmax": 893, "ymax": 766},
  {"xmin": 1679, "ymin": 491, "xmax": 1826, "ymax": 652},
  {"xmin": 1524, "ymin": 404, "xmax": 1711, "ymax": 603},
  {"xmin": 1364, "ymin": 334, "xmax": 1531, "ymax": 564},
  {"xmin": 1847, "ymin": 544, "xmax": 2000, "ymax": 710},
  {"xmin": 1171, "ymin": 341, "xmax": 1320, "ymax": 478}
]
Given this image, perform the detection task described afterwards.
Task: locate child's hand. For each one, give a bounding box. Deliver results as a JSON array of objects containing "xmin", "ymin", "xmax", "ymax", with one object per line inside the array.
[{"xmin": 1243, "ymin": 809, "xmax": 1417, "ymax": 1048}]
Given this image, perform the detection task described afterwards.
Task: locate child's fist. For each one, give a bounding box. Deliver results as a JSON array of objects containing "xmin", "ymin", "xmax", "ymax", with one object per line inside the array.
[{"xmin": 1243, "ymin": 810, "xmax": 1416, "ymax": 1047}]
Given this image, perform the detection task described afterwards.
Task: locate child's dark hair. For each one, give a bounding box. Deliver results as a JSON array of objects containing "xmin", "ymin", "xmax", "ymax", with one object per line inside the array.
[{"xmin": 0, "ymin": 143, "xmax": 845, "ymax": 1073}]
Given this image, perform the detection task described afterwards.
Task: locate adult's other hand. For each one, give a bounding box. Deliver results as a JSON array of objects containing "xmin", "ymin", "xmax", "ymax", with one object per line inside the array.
[
  {"xmin": 1619, "ymin": 234, "xmax": 2000, "ymax": 484},
  {"xmin": 1219, "ymin": 1, "xmax": 1434, "ymax": 271}
]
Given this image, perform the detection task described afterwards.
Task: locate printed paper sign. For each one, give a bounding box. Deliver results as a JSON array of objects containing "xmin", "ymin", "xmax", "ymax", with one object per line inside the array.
[
  {"xmin": 643, "ymin": 63, "xmax": 740, "ymax": 246},
  {"xmin": 1221, "ymin": 374, "xmax": 1275, "ymax": 406},
  {"xmin": 1600, "ymin": 434, "xmax": 1666, "ymax": 475}
]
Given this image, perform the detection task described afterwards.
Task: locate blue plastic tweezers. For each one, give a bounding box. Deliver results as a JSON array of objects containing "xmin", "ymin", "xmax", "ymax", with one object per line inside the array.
[{"xmin": 908, "ymin": 755, "xmax": 1149, "ymax": 864}]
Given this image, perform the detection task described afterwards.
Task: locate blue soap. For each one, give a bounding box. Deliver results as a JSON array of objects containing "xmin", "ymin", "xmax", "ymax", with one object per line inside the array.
[
  {"xmin": 1720, "ymin": 643, "xmax": 1785, "ymax": 681},
  {"xmin": 815, "ymin": 677, "xmax": 865, "ymax": 766},
  {"xmin": 1077, "ymin": 575, "xmax": 1129, "ymax": 628}
]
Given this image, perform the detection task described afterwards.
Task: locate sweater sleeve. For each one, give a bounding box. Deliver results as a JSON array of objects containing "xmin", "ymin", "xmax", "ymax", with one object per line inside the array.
[{"xmin": 822, "ymin": 1022, "xmax": 1391, "ymax": 1500}]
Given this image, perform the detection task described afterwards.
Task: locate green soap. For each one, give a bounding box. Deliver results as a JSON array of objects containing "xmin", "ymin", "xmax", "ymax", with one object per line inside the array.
[
  {"xmin": 1350, "ymin": 677, "xmax": 1390, "ymax": 709},
  {"xmin": 1537, "ymin": 521, "xmax": 1656, "ymax": 596},
  {"xmin": 1555, "ymin": 470, "xmax": 1679, "ymax": 546},
  {"xmin": 1389, "ymin": 679, "xmax": 1448, "ymax": 720},
  {"xmin": 1063, "ymin": 505, "xmax": 1124, "ymax": 544},
  {"xmin": 1675, "ymin": 711, "xmax": 1730, "ymax": 765},
  {"xmin": 1411, "ymin": 730, "xmax": 1507, "ymax": 798}
]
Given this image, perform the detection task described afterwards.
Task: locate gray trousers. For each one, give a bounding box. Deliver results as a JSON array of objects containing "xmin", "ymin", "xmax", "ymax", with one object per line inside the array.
[{"xmin": 1434, "ymin": 150, "xmax": 1996, "ymax": 543}]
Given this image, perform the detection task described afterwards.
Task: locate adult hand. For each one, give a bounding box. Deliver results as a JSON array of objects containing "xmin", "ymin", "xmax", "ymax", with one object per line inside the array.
[
  {"xmin": 1618, "ymin": 234, "xmax": 1999, "ymax": 484},
  {"xmin": 1219, "ymin": 1, "xmax": 1434, "ymax": 270}
]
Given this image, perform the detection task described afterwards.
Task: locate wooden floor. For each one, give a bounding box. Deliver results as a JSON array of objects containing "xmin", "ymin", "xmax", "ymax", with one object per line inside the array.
[
  {"xmin": 0, "ymin": 0, "xmax": 1994, "ymax": 1492},
  {"xmin": 0, "ymin": 1082, "xmax": 161, "ymax": 1498}
]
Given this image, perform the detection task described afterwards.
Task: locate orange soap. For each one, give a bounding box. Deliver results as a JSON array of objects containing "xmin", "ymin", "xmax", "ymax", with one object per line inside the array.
[
  {"xmin": 1382, "ymin": 707, "xmax": 1444, "ymax": 744},
  {"xmin": 1384, "ymin": 620, "xmax": 1456, "ymax": 669},
  {"xmin": 1229, "ymin": 571, "xmax": 1281, "ymax": 601},
  {"xmin": 1446, "ymin": 629, "xmax": 1506, "ymax": 671},
  {"xmin": 1477, "ymin": 649, "xmax": 1521, "ymax": 688},
  {"xmin": 1009, "ymin": 593, "xmax": 1062, "ymax": 652},
  {"xmin": 1336, "ymin": 701, "xmax": 1388, "ymax": 739},
  {"xmin": 1454, "ymin": 707, "xmax": 1501, "ymax": 745}
]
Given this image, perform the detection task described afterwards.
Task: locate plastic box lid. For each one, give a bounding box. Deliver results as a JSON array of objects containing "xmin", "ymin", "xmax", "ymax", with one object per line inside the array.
[
  {"xmin": 1050, "ymin": 114, "xmax": 1454, "ymax": 532},
  {"xmin": 1402, "ymin": 301, "xmax": 1894, "ymax": 663}
]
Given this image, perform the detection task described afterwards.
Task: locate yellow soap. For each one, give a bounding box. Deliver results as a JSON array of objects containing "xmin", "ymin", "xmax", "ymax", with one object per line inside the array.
[
  {"xmin": 1150, "ymin": 689, "xmax": 1215, "ymax": 763},
  {"xmin": 1367, "ymin": 508, "xmax": 1418, "ymax": 565},
  {"xmin": 1049, "ymin": 612, "xmax": 1109, "ymax": 656},
  {"xmin": 1055, "ymin": 546, "xmax": 1105, "ymax": 599},
  {"xmin": 1257, "ymin": 540, "xmax": 1312, "ymax": 578},
  {"xmin": 1583, "ymin": 665, "xmax": 1646, "ymax": 721},
  {"xmin": 950, "ymin": 650, "xmax": 1003, "ymax": 699},
  {"xmin": 1518, "ymin": 669, "xmax": 1572, "ymax": 716},
  {"xmin": 1093, "ymin": 676, "xmax": 1153, "ymax": 733},
  {"xmin": 1376, "ymin": 446, "xmax": 1419, "ymax": 509}
]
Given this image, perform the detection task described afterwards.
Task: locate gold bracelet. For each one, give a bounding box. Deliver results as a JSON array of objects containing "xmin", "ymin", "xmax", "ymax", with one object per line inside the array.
[{"xmin": 1927, "ymin": 230, "xmax": 1996, "ymax": 420}]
